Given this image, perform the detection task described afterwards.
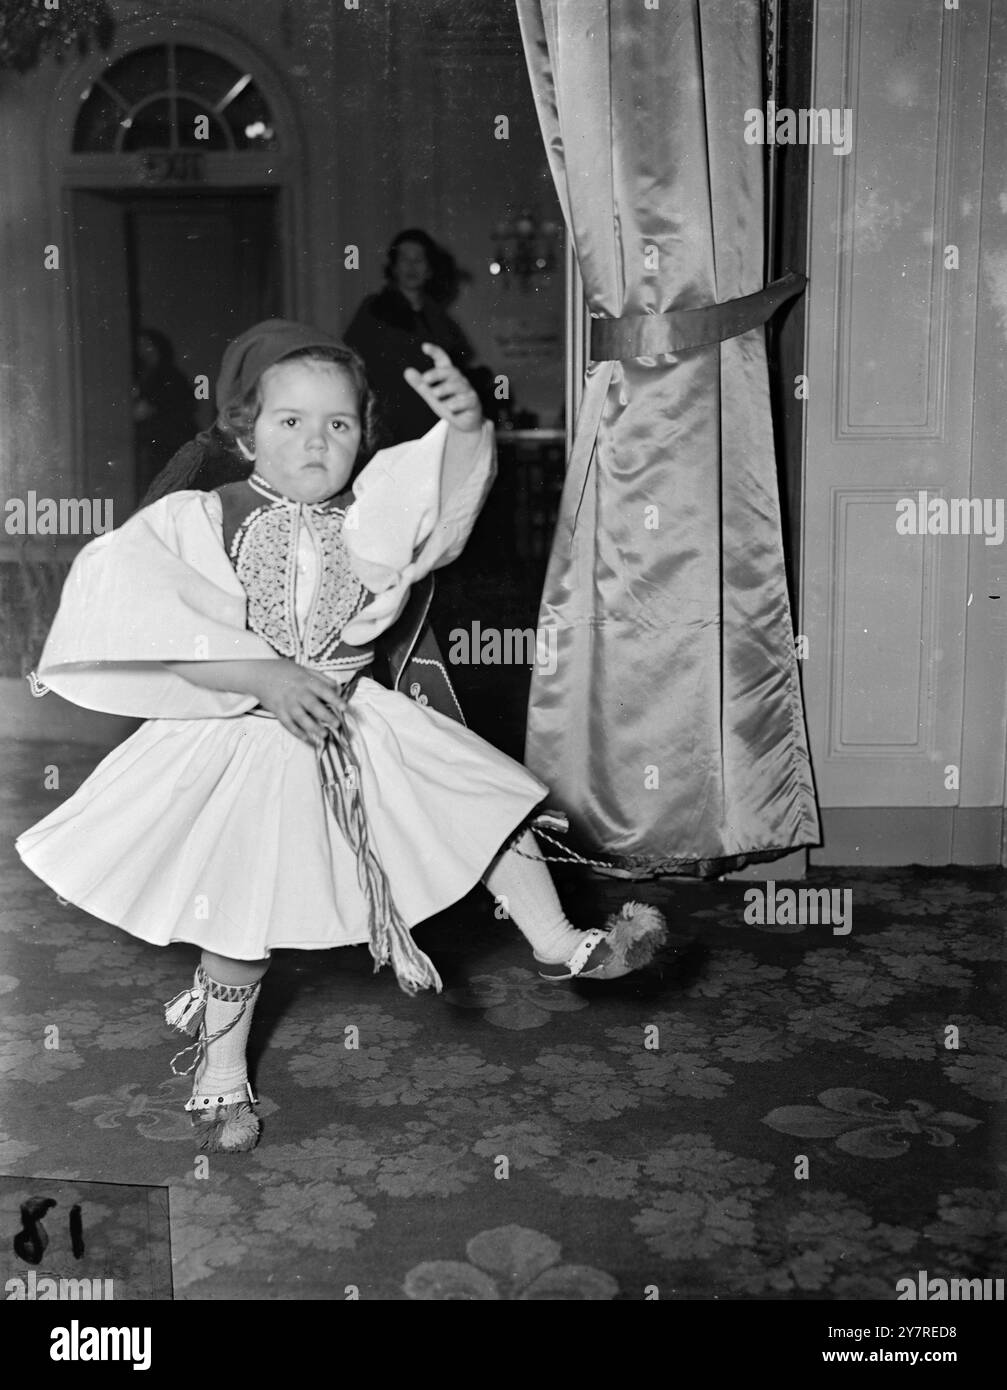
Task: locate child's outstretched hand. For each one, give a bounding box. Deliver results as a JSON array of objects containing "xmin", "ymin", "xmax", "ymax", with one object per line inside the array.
[{"xmin": 404, "ymin": 344, "xmax": 483, "ymax": 432}]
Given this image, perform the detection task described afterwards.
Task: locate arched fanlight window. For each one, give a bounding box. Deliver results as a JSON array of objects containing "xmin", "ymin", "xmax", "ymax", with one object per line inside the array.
[{"xmin": 73, "ymin": 43, "xmax": 278, "ymax": 153}]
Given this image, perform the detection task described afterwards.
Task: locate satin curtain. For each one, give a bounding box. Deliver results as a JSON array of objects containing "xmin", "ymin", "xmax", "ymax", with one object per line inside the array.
[{"xmin": 516, "ymin": 0, "xmax": 820, "ymax": 874}]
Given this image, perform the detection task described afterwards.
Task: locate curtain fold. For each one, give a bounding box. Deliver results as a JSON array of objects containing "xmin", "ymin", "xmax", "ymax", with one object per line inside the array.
[{"xmin": 516, "ymin": 0, "xmax": 820, "ymax": 875}]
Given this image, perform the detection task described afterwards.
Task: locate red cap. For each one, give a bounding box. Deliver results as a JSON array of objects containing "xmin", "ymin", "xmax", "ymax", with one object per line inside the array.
[{"xmin": 215, "ymin": 319, "xmax": 353, "ymax": 412}]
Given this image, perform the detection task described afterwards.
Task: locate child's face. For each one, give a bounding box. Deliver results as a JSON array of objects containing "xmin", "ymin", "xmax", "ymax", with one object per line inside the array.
[{"xmin": 249, "ymin": 359, "xmax": 361, "ymax": 504}]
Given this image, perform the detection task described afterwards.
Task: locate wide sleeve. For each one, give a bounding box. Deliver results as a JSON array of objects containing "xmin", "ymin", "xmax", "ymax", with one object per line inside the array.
[
  {"xmin": 340, "ymin": 420, "xmax": 495, "ymax": 645},
  {"xmin": 37, "ymin": 491, "xmax": 279, "ymax": 719}
]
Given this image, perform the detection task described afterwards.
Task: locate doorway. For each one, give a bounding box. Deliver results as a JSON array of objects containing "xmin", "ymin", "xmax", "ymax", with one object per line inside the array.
[{"xmin": 70, "ymin": 188, "xmax": 282, "ymax": 513}]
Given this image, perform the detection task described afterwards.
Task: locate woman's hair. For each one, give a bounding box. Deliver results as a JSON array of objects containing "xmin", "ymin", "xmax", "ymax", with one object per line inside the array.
[
  {"xmin": 134, "ymin": 326, "xmax": 178, "ymax": 374},
  {"xmin": 383, "ymin": 228, "xmax": 467, "ymax": 306},
  {"xmin": 215, "ymin": 344, "xmax": 381, "ymax": 469}
]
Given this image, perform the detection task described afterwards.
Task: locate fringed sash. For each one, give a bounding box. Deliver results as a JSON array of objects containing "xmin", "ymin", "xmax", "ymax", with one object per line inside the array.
[{"xmin": 316, "ymin": 678, "xmax": 442, "ymax": 995}]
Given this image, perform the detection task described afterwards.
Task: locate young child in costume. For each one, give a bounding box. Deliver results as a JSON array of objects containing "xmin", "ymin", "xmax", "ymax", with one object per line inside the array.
[{"xmin": 16, "ymin": 319, "xmax": 665, "ymax": 1154}]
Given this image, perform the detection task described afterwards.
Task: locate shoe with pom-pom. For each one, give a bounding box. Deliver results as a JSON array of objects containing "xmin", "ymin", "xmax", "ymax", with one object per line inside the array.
[
  {"xmin": 185, "ymin": 1081, "xmax": 260, "ymax": 1154},
  {"xmin": 537, "ymin": 901, "xmax": 667, "ymax": 981}
]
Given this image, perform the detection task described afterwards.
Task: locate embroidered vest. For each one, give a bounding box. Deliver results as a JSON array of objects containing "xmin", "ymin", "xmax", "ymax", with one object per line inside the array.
[{"xmin": 216, "ymin": 474, "xmax": 373, "ymax": 677}]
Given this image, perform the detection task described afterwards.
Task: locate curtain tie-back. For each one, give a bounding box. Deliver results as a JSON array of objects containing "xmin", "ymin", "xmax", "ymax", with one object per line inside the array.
[{"xmin": 589, "ymin": 270, "xmax": 806, "ymax": 361}]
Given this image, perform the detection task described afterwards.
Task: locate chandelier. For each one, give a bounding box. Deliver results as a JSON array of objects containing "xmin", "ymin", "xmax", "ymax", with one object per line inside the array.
[
  {"xmin": 489, "ymin": 209, "xmax": 562, "ymax": 291},
  {"xmin": 0, "ymin": 0, "xmax": 115, "ymax": 76}
]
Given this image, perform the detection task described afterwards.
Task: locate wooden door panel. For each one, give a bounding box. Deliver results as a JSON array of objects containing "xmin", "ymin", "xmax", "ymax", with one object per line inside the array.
[
  {"xmin": 833, "ymin": 3, "xmax": 957, "ymax": 439},
  {"xmin": 831, "ymin": 492, "xmax": 927, "ymax": 748}
]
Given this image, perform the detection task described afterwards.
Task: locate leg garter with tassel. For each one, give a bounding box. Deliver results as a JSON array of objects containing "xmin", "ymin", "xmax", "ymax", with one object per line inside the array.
[{"xmin": 164, "ymin": 964, "xmax": 261, "ymax": 1153}]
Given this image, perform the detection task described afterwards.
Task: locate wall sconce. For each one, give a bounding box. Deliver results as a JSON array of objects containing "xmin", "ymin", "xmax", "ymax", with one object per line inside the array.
[{"xmin": 489, "ymin": 210, "xmax": 561, "ymax": 291}]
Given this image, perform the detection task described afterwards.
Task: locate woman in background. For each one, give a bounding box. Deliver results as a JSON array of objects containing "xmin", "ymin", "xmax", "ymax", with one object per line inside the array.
[{"xmin": 345, "ymin": 228, "xmax": 496, "ymax": 444}]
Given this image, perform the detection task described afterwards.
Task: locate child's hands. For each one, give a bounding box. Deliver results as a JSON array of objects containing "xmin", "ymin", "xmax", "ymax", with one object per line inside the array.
[
  {"xmin": 248, "ymin": 660, "xmax": 348, "ymax": 746},
  {"xmin": 404, "ymin": 344, "xmax": 484, "ymax": 433}
]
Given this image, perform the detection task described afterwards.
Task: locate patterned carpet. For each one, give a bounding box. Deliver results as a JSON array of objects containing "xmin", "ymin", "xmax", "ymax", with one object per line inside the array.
[{"xmin": 1, "ymin": 738, "xmax": 1004, "ymax": 1301}]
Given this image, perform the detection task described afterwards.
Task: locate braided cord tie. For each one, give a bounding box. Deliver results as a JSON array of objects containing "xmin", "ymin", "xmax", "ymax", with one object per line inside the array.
[
  {"xmin": 509, "ymin": 824, "xmax": 624, "ymax": 873},
  {"xmin": 166, "ymin": 964, "xmax": 261, "ymax": 1078},
  {"xmin": 317, "ymin": 692, "xmax": 442, "ymax": 996}
]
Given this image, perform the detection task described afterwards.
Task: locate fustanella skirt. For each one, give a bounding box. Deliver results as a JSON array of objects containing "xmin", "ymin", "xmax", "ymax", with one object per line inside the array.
[{"xmin": 16, "ymin": 677, "xmax": 547, "ymax": 959}]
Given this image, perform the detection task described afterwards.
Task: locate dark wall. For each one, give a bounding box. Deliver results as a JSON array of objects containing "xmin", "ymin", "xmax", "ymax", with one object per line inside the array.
[{"xmin": 768, "ymin": 0, "xmax": 815, "ymax": 610}]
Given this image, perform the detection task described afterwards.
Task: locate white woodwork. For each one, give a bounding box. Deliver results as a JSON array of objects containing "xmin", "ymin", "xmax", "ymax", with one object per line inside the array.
[{"xmin": 801, "ymin": 0, "xmax": 998, "ymax": 841}]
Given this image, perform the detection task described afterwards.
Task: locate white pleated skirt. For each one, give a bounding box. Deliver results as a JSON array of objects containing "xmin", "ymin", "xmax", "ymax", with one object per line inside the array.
[{"xmin": 16, "ymin": 677, "xmax": 547, "ymax": 959}]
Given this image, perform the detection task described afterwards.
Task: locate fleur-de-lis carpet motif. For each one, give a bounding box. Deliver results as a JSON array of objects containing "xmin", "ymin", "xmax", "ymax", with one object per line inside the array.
[{"xmin": 763, "ymin": 1088, "xmax": 981, "ymax": 1159}]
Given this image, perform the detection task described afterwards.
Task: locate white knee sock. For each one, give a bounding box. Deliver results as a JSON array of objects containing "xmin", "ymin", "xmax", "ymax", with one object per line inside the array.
[
  {"xmin": 483, "ymin": 830, "xmax": 583, "ymax": 964},
  {"xmin": 190, "ymin": 972, "xmax": 261, "ymax": 1105}
]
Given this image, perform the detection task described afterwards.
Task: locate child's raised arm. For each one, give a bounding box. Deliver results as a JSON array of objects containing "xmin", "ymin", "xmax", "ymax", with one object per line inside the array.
[{"xmin": 404, "ymin": 343, "xmax": 486, "ymax": 508}]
